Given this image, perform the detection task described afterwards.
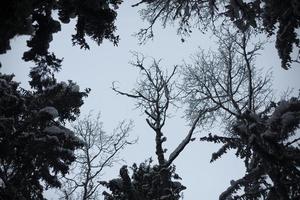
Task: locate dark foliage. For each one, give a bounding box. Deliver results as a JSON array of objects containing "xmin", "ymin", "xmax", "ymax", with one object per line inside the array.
[
  {"xmin": 101, "ymin": 160, "xmax": 186, "ymax": 200},
  {"xmin": 134, "ymin": 0, "xmax": 300, "ymax": 69},
  {"xmin": 0, "ymin": 0, "xmax": 122, "ymax": 66},
  {"xmin": 201, "ymin": 98, "xmax": 300, "ymax": 199},
  {"xmin": 0, "ymin": 1, "xmax": 122, "ymax": 199},
  {"xmin": 0, "ymin": 64, "xmax": 90, "ymax": 199},
  {"xmin": 182, "ymin": 28, "xmax": 300, "ymax": 199}
]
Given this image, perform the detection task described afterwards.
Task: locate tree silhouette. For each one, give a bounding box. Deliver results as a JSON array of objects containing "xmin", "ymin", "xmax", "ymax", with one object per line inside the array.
[
  {"xmin": 0, "ymin": 1, "xmax": 125, "ymax": 199},
  {"xmin": 0, "ymin": 63, "xmax": 90, "ymax": 199},
  {"xmin": 134, "ymin": 0, "xmax": 300, "ymax": 69},
  {"xmin": 182, "ymin": 27, "xmax": 300, "ymax": 199},
  {"xmin": 60, "ymin": 113, "xmax": 134, "ymax": 200},
  {"xmin": 0, "ymin": 0, "xmax": 122, "ymax": 67},
  {"xmin": 100, "ymin": 53, "xmax": 201, "ymax": 200}
]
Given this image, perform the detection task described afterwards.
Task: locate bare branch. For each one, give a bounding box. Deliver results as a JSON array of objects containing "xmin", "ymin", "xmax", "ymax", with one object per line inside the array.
[
  {"xmin": 60, "ymin": 113, "xmax": 134, "ymax": 200},
  {"xmin": 113, "ymin": 53, "xmax": 197, "ymax": 168},
  {"xmin": 166, "ymin": 111, "xmax": 202, "ymax": 166},
  {"xmin": 181, "ymin": 26, "xmax": 272, "ymax": 130}
]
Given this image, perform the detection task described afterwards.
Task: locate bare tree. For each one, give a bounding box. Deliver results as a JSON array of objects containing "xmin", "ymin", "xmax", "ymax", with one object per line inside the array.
[
  {"xmin": 133, "ymin": 0, "xmax": 300, "ymax": 69},
  {"xmin": 182, "ymin": 27, "xmax": 300, "ymax": 199},
  {"xmin": 101, "ymin": 52, "xmax": 201, "ymax": 200},
  {"xmin": 113, "ymin": 52, "xmax": 201, "ymax": 168},
  {"xmin": 182, "ymin": 27, "xmax": 272, "ymax": 130},
  {"xmin": 60, "ymin": 113, "xmax": 134, "ymax": 200}
]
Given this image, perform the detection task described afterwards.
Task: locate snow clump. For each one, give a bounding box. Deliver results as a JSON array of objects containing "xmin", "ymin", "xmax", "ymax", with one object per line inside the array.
[
  {"xmin": 44, "ymin": 125, "xmax": 64, "ymax": 135},
  {"xmin": 70, "ymin": 84, "xmax": 79, "ymax": 92},
  {"xmin": 39, "ymin": 106, "xmax": 59, "ymax": 119}
]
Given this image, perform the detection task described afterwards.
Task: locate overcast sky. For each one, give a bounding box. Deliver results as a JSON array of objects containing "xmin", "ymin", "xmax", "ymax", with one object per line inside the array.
[{"xmin": 1, "ymin": 1, "xmax": 300, "ymax": 199}]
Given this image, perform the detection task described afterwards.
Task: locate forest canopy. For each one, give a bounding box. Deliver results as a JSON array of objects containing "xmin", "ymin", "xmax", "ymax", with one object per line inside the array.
[
  {"xmin": 0, "ymin": 1, "xmax": 299, "ymax": 200},
  {"xmin": 0, "ymin": 0, "xmax": 122, "ymax": 67},
  {"xmin": 134, "ymin": 0, "xmax": 300, "ymax": 69}
]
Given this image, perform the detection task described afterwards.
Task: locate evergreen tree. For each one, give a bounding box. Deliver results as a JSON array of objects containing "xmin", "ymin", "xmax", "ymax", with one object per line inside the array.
[
  {"xmin": 0, "ymin": 1, "xmax": 121, "ymax": 198},
  {"xmin": 0, "ymin": 64, "xmax": 89, "ymax": 199},
  {"xmin": 100, "ymin": 160, "xmax": 186, "ymax": 200},
  {"xmin": 182, "ymin": 27, "xmax": 300, "ymax": 199},
  {"xmin": 0, "ymin": 0, "xmax": 122, "ymax": 66}
]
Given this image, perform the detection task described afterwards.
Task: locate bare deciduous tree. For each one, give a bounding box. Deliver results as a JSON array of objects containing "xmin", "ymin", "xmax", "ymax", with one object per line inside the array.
[
  {"xmin": 113, "ymin": 52, "xmax": 201, "ymax": 168},
  {"xmin": 182, "ymin": 27, "xmax": 300, "ymax": 199},
  {"xmin": 182, "ymin": 27, "xmax": 272, "ymax": 130},
  {"xmin": 101, "ymin": 52, "xmax": 202, "ymax": 200},
  {"xmin": 60, "ymin": 113, "xmax": 134, "ymax": 200}
]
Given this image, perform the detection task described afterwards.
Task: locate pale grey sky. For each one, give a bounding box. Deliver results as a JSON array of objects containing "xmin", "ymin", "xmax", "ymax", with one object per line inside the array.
[{"xmin": 1, "ymin": 1, "xmax": 299, "ymax": 199}]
